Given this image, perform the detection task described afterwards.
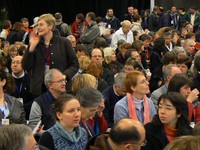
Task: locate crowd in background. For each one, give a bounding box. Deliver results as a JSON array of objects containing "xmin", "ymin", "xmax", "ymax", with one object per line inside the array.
[{"xmin": 0, "ymin": 5, "xmax": 200, "ymax": 150}]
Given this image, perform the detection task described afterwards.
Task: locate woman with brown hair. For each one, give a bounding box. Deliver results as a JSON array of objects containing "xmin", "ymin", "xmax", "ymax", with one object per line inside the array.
[
  {"xmin": 86, "ymin": 61, "xmax": 108, "ymax": 92},
  {"xmin": 114, "ymin": 70, "xmax": 156, "ymax": 124},
  {"xmin": 39, "ymin": 94, "xmax": 88, "ymax": 150}
]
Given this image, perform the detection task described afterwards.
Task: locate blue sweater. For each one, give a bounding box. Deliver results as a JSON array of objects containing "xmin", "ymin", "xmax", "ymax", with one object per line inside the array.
[{"xmin": 39, "ymin": 121, "xmax": 88, "ymax": 150}]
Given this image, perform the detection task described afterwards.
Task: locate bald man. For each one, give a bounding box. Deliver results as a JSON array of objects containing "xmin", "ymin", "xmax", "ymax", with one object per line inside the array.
[
  {"xmin": 111, "ymin": 20, "xmax": 134, "ymax": 50},
  {"xmin": 88, "ymin": 118, "xmax": 146, "ymax": 150},
  {"xmin": 11, "ymin": 56, "xmax": 33, "ymax": 120}
]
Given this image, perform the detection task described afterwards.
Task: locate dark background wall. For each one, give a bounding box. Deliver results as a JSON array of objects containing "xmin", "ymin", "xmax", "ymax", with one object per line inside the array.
[
  {"xmin": 155, "ymin": 0, "xmax": 200, "ymax": 11},
  {"xmin": 0, "ymin": 0, "xmax": 150, "ymax": 25}
]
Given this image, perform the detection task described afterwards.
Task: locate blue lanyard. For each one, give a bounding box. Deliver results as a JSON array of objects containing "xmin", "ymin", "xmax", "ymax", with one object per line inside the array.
[{"xmin": 15, "ymin": 77, "xmax": 24, "ymax": 98}]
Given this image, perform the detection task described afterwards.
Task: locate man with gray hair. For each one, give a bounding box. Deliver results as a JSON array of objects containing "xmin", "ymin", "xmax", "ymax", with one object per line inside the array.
[
  {"xmin": 67, "ymin": 35, "xmax": 76, "ymax": 49},
  {"xmin": 183, "ymin": 39, "xmax": 196, "ymax": 58},
  {"xmin": 151, "ymin": 64, "xmax": 181, "ymax": 107},
  {"xmin": 29, "ymin": 69, "xmax": 66, "ymax": 130},
  {"xmin": 102, "ymin": 72, "xmax": 127, "ymax": 127},
  {"xmin": 0, "ymin": 124, "xmax": 49, "ymax": 150}
]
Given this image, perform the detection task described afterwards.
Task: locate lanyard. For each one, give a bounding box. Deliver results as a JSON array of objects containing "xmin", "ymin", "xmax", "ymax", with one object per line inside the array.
[
  {"xmin": 15, "ymin": 77, "xmax": 24, "ymax": 98},
  {"xmin": 82, "ymin": 121, "xmax": 94, "ymax": 138}
]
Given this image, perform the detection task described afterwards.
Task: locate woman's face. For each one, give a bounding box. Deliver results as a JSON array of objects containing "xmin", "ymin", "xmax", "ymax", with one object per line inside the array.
[
  {"xmin": 9, "ymin": 48, "xmax": 18, "ymax": 58},
  {"xmin": 177, "ymin": 63, "xmax": 188, "ymax": 74},
  {"xmin": 158, "ymin": 99, "xmax": 180, "ymax": 128},
  {"xmin": 132, "ymin": 75, "xmax": 149, "ymax": 95},
  {"xmin": 177, "ymin": 52, "xmax": 185, "ymax": 59},
  {"xmin": 110, "ymin": 51, "xmax": 116, "ymax": 61},
  {"xmin": 124, "ymin": 65, "xmax": 134, "ymax": 74},
  {"xmin": 37, "ymin": 19, "xmax": 53, "ymax": 37},
  {"xmin": 81, "ymin": 105, "xmax": 99, "ymax": 121},
  {"xmin": 57, "ymin": 99, "xmax": 81, "ymax": 131},
  {"xmin": 3, "ymin": 43, "xmax": 10, "ymax": 53},
  {"xmin": 180, "ymin": 85, "xmax": 191, "ymax": 98}
]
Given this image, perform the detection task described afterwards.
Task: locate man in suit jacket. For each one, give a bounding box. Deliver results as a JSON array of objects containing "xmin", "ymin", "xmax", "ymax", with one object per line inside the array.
[
  {"xmin": 151, "ymin": 64, "xmax": 181, "ymax": 107},
  {"xmin": 183, "ymin": 6, "xmax": 200, "ymax": 32}
]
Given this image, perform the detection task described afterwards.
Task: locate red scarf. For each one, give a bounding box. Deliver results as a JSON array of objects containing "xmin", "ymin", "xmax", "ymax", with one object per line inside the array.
[{"xmin": 127, "ymin": 93, "xmax": 150, "ymax": 124}]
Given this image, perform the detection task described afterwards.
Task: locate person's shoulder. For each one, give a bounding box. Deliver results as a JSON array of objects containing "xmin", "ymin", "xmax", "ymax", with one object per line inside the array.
[{"xmin": 115, "ymin": 95, "xmax": 127, "ymax": 106}]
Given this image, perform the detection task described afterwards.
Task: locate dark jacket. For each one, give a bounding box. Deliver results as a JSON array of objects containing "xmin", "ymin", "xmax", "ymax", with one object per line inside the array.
[
  {"xmin": 124, "ymin": 14, "xmax": 133, "ymax": 22},
  {"xmin": 183, "ymin": 11, "xmax": 200, "ymax": 32},
  {"xmin": 0, "ymin": 94, "xmax": 26, "ymax": 124},
  {"xmin": 32, "ymin": 91, "xmax": 56, "ymax": 130},
  {"xmin": 102, "ymin": 15, "xmax": 121, "ymax": 31},
  {"xmin": 103, "ymin": 85, "xmax": 124, "ymax": 127},
  {"xmin": 10, "ymin": 73, "xmax": 33, "ymax": 120},
  {"xmin": 97, "ymin": 78, "xmax": 108, "ymax": 93},
  {"xmin": 22, "ymin": 34, "xmax": 79, "ymax": 96},
  {"xmin": 141, "ymin": 122, "xmax": 169, "ymax": 150},
  {"xmin": 148, "ymin": 12, "xmax": 159, "ymax": 32},
  {"xmin": 86, "ymin": 133, "xmax": 110, "ymax": 150},
  {"xmin": 101, "ymin": 65, "xmax": 114, "ymax": 86},
  {"xmin": 142, "ymin": 120, "xmax": 192, "ymax": 150}
]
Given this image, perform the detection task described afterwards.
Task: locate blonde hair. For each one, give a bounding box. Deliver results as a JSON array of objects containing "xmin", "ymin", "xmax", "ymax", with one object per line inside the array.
[
  {"xmin": 164, "ymin": 136, "xmax": 200, "ymax": 150},
  {"xmin": 38, "ymin": 13, "xmax": 56, "ymax": 30},
  {"xmin": 103, "ymin": 47, "xmax": 115, "ymax": 64},
  {"xmin": 78, "ymin": 56, "xmax": 91, "ymax": 70},
  {"xmin": 72, "ymin": 74, "xmax": 97, "ymax": 93},
  {"xmin": 121, "ymin": 20, "xmax": 132, "ymax": 28}
]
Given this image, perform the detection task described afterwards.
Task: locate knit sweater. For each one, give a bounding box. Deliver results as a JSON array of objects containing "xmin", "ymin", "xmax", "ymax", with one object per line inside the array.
[{"xmin": 39, "ymin": 121, "xmax": 88, "ymax": 150}]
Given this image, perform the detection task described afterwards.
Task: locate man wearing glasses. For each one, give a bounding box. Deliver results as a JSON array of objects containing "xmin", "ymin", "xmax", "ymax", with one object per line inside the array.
[
  {"xmin": 87, "ymin": 118, "xmax": 146, "ymax": 150},
  {"xmin": 29, "ymin": 69, "xmax": 66, "ymax": 131}
]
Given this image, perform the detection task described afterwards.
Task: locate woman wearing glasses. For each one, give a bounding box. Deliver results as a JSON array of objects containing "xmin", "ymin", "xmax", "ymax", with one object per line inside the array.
[
  {"xmin": 76, "ymin": 87, "xmax": 107, "ymax": 139},
  {"xmin": 39, "ymin": 94, "xmax": 88, "ymax": 150},
  {"xmin": 114, "ymin": 70, "xmax": 156, "ymax": 124},
  {"xmin": 142, "ymin": 92, "xmax": 192, "ymax": 150}
]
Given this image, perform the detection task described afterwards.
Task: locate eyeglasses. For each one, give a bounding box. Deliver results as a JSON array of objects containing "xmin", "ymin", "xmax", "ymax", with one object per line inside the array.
[
  {"xmin": 137, "ymin": 79, "xmax": 148, "ymax": 84},
  {"xmin": 51, "ymin": 79, "xmax": 67, "ymax": 84}
]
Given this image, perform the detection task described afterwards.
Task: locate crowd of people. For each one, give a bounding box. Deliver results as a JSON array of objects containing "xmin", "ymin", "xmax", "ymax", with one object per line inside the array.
[{"xmin": 0, "ymin": 4, "xmax": 200, "ymax": 150}]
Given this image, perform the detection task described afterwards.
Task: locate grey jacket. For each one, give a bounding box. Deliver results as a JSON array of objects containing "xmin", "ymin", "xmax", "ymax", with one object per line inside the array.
[
  {"xmin": 79, "ymin": 22, "xmax": 100, "ymax": 53},
  {"xmin": 151, "ymin": 84, "xmax": 168, "ymax": 108},
  {"xmin": 0, "ymin": 94, "xmax": 26, "ymax": 124}
]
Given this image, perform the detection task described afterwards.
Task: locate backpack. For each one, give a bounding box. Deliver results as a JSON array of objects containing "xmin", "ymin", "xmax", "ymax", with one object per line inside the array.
[{"xmin": 55, "ymin": 23, "xmax": 67, "ymax": 37}]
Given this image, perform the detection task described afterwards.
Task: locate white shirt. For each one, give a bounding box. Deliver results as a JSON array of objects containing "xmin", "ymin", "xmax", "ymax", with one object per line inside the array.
[
  {"xmin": 111, "ymin": 27, "xmax": 134, "ymax": 50},
  {"xmin": 190, "ymin": 13, "xmax": 195, "ymax": 26}
]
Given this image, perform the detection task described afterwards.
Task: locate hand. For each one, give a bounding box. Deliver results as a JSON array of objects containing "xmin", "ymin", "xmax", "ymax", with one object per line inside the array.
[
  {"xmin": 187, "ymin": 88, "xmax": 199, "ymax": 103},
  {"xmin": 29, "ymin": 31, "xmax": 40, "ymax": 52},
  {"xmin": 97, "ymin": 101, "xmax": 105, "ymax": 118}
]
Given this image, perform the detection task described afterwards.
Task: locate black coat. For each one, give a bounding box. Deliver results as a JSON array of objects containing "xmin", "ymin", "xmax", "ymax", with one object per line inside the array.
[
  {"xmin": 141, "ymin": 122, "xmax": 169, "ymax": 150},
  {"xmin": 22, "ymin": 34, "xmax": 79, "ymax": 96}
]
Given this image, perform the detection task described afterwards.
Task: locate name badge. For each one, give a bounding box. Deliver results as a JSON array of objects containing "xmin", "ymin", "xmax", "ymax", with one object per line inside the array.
[
  {"xmin": 45, "ymin": 65, "xmax": 49, "ymax": 74},
  {"xmin": 108, "ymin": 24, "xmax": 111, "ymax": 29},
  {"xmin": 17, "ymin": 98, "xmax": 23, "ymax": 104},
  {"xmin": 2, "ymin": 119, "xmax": 9, "ymax": 125}
]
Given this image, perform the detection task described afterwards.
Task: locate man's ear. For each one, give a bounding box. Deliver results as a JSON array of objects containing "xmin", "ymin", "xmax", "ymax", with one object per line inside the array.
[{"xmin": 124, "ymin": 143, "xmax": 134, "ymax": 150}]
